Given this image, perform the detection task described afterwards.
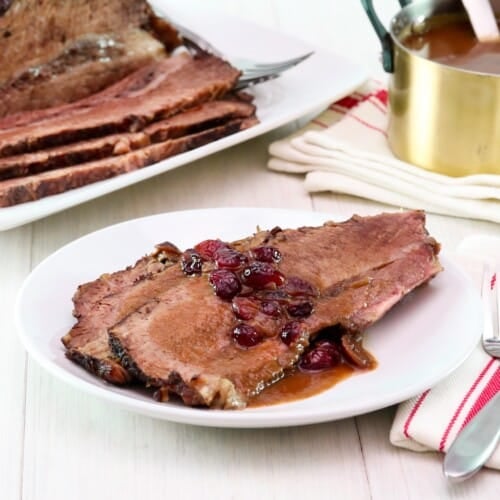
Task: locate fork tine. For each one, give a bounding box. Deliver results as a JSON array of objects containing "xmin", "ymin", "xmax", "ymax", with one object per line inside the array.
[
  {"xmin": 238, "ymin": 52, "xmax": 313, "ymax": 73},
  {"xmin": 493, "ymin": 268, "xmax": 499, "ymax": 338},
  {"xmin": 482, "ymin": 265, "xmax": 496, "ymax": 340},
  {"xmin": 482, "ymin": 264, "xmax": 500, "ymax": 358},
  {"xmin": 235, "ymin": 52, "xmax": 313, "ymax": 89},
  {"xmin": 488, "ymin": 266, "xmax": 499, "ymax": 338},
  {"xmin": 234, "ymin": 73, "xmax": 281, "ymax": 90}
]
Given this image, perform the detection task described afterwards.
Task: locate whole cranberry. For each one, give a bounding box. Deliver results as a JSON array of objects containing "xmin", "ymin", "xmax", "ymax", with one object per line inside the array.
[
  {"xmin": 280, "ymin": 320, "xmax": 303, "ymax": 345},
  {"xmin": 209, "ymin": 269, "xmax": 241, "ymax": 300},
  {"xmin": 215, "ymin": 247, "xmax": 248, "ymax": 270},
  {"xmin": 194, "ymin": 239, "xmax": 228, "ymax": 261},
  {"xmin": 299, "ymin": 341, "xmax": 341, "ymax": 372},
  {"xmin": 251, "ymin": 246, "xmax": 282, "ymax": 263},
  {"xmin": 232, "ymin": 323, "xmax": 263, "ymax": 348},
  {"xmin": 241, "ymin": 262, "xmax": 285, "ymax": 289},
  {"xmin": 181, "ymin": 249, "xmax": 202, "ymax": 275}
]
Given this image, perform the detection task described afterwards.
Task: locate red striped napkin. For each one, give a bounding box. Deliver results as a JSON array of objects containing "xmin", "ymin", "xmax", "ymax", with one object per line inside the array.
[
  {"xmin": 390, "ymin": 239, "xmax": 500, "ymax": 470},
  {"xmin": 267, "ymin": 81, "xmax": 500, "ymax": 224}
]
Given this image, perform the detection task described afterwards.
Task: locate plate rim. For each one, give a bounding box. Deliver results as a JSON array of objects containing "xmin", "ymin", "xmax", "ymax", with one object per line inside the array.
[{"xmin": 15, "ymin": 207, "xmax": 482, "ymax": 428}]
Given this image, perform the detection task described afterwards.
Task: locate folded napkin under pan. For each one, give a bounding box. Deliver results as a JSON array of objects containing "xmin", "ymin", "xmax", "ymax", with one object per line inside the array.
[{"xmin": 268, "ymin": 83, "xmax": 500, "ymax": 224}]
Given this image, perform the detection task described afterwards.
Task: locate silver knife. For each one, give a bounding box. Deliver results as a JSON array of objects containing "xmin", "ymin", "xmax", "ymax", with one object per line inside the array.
[{"xmin": 443, "ymin": 392, "xmax": 500, "ymax": 481}]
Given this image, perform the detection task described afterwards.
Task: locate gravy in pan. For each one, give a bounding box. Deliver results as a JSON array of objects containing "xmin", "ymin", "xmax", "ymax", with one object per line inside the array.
[{"xmin": 402, "ymin": 18, "xmax": 500, "ymax": 74}]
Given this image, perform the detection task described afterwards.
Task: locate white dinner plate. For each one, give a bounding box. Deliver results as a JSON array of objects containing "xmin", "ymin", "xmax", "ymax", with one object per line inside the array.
[
  {"xmin": 0, "ymin": 1, "xmax": 367, "ymax": 231},
  {"xmin": 16, "ymin": 208, "xmax": 482, "ymax": 428}
]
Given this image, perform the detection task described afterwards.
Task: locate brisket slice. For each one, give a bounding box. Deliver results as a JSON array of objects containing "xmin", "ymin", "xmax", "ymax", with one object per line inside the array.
[
  {"xmin": 63, "ymin": 250, "xmax": 179, "ymax": 385},
  {"xmin": 0, "ymin": 116, "xmax": 257, "ymax": 207},
  {"xmin": 0, "ymin": 54, "xmax": 193, "ymax": 131},
  {"xmin": 0, "ymin": 99, "xmax": 256, "ymax": 180},
  {"xmin": 63, "ymin": 232, "xmax": 268, "ymax": 385},
  {"xmin": 66, "ymin": 210, "xmax": 440, "ymax": 408},
  {"xmin": 0, "ymin": 55, "xmax": 241, "ymax": 158},
  {"xmin": 0, "ymin": 0, "xmax": 182, "ymax": 117},
  {"xmin": 0, "ymin": 30, "xmax": 167, "ymax": 119}
]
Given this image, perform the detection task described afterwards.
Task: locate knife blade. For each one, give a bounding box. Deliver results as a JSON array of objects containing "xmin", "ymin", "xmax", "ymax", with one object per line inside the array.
[{"xmin": 443, "ymin": 392, "xmax": 500, "ymax": 481}]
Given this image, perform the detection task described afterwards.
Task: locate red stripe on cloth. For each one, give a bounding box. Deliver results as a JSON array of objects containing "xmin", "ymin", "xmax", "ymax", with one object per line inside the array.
[
  {"xmin": 346, "ymin": 113, "xmax": 388, "ymax": 137},
  {"xmin": 329, "ymin": 104, "xmax": 349, "ymax": 115},
  {"xmin": 367, "ymin": 96, "xmax": 387, "ymax": 114},
  {"xmin": 374, "ymin": 89, "xmax": 388, "ymax": 106},
  {"xmin": 335, "ymin": 95, "xmax": 363, "ymax": 110},
  {"xmin": 332, "ymin": 88, "xmax": 387, "ymax": 114},
  {"xmin": 329, "ymin": 103, "xmax": 354, "ymax": 114},
  {"xmin": 360, "ymin": 93, "xmax": 376, "ymax": 103},
  {"xmin": 311, "ymin": 118, "xmax": 329, "ymax": 129},
  {"xmin": 403, "ymin": 389, "xmax": 431, "ymax": 438},
  {"xmin": 461, "ymin": 365, "xmax": 500, "ymax": 428},
  {"xmin": 351, "ymin": 92, "xmax": 368, "ymax": 100},
  {"xmin": 438, "ymin": 359, "xmax": 496, "ymax": 451}
]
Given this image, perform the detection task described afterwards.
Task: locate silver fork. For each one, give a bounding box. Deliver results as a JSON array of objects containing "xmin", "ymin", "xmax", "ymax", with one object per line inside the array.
[
  {"xmin": 482, "ymin": 264, "xmax": 500, "ymax": 357},
  {"xmin": 167, "ymin": 19, "xmax": 313, "ymax": 89},
  {"xmin": 443, "ymin": 264, "xmax": 500, "ymax": 482}
]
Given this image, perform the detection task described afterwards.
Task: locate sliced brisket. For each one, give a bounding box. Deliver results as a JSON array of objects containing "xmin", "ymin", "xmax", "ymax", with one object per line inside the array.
[
  {"xmin": 63, "ymin": 211, "xmax": 441, "ymax": 407},
  {"xmin": 63, "ymin": 248, "xmax": 181, "ymax": 385},
  {"xmin": 0, "ymin": 54, "xmax": 241, "ymax": 158},
  {"xmin": 63, "ymin": 232, "xmax": 266, "ymax": 385},
  {"xmin": 0, "ymin": 4, "xmax": 258, "ymax": 208},
  {"xmin": 0, "ymin": 0, "xmax": 182, "ymax": 117},
  {"xmin": 0, "ymin": 99, "xmax": 256, "ymax": 181},
  {"xmin": 0, "ymin": 115, "xmax": 256, "ymax": 207},
  {"xmin": 0, "ymin": 54, "xmax": 193, "ymax": 131}
]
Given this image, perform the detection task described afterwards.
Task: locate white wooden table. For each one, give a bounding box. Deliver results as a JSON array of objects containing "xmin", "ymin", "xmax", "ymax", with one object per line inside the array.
[{"xmin": 1, "ymin": 1, "xmax": 499, "ymax": 499}]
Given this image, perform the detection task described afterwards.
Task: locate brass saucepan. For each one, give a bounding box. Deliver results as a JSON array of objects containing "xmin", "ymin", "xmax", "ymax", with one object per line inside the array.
[{"xmin": 361, "ymin": 0, "xmax": 500, "ymax": 176}]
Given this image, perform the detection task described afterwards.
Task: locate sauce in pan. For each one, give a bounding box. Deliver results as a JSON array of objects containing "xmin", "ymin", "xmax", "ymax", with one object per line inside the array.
[{"xmin": 403, "ymin": 18, "xmax": 500, "ymax": 74}]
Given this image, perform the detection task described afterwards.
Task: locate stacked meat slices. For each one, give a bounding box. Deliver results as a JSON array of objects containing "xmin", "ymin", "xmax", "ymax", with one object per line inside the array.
[
  {"xmin": 0, "ymin": 0, "xmax": 183, "ymax": 117},
  {"xmin": 0, "ymin": 52, "xmax": 258, "ymax": 207},
  {"xmin": 62, "ymin": 211, "xmax": 442, "ymax": 409}
]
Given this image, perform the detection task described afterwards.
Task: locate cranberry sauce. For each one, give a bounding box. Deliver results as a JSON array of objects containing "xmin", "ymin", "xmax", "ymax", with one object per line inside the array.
[
  {"xmin": 178, "ymin": 239, "xmax": 338, "ymax": 357},
  {"xmin": 179, "ymin": 237, "xmax": 372, "ymax": 374},
  {"xmin": 181, "ymin": 239, "xmax": 321, "ymax": 349}
]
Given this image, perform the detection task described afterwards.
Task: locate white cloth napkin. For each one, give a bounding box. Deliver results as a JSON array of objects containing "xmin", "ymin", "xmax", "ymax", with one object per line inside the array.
[
  {"xmin": 267, "ymin": 82, "xmax": 500, "ymax": 224},
  {"xmin": 390, "ymin": 236, "xmax": 500, "ymax": 471}
]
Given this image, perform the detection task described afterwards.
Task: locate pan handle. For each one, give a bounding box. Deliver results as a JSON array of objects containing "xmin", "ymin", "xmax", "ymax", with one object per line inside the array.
[{"xmin": 360, "ymin": 0, "xmax": 411, "ymax": 72}]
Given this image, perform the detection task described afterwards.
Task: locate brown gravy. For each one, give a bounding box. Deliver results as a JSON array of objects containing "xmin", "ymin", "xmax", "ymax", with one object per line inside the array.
[
  {"xmin": 249, "ymin": 362, "xmax": 370, "ymax": 408},
  {"xmin": 403, "ymin": 18, "xmax": 500, "ymax": 74}
]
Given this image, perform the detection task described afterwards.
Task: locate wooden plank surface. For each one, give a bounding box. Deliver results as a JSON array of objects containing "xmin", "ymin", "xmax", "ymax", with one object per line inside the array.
[{"xmin": 0, "ymin": 226, "xmax": 32, "ymax": 500}]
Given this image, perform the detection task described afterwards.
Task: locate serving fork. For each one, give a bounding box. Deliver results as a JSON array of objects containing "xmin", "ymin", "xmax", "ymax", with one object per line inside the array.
[
  {"xmin": 167, "ymin": 18, "xmax": 314, "ymax": 89},
  {"xmin": 443, "ymin": 264, "xmax": 500, "ymax": 481}
]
